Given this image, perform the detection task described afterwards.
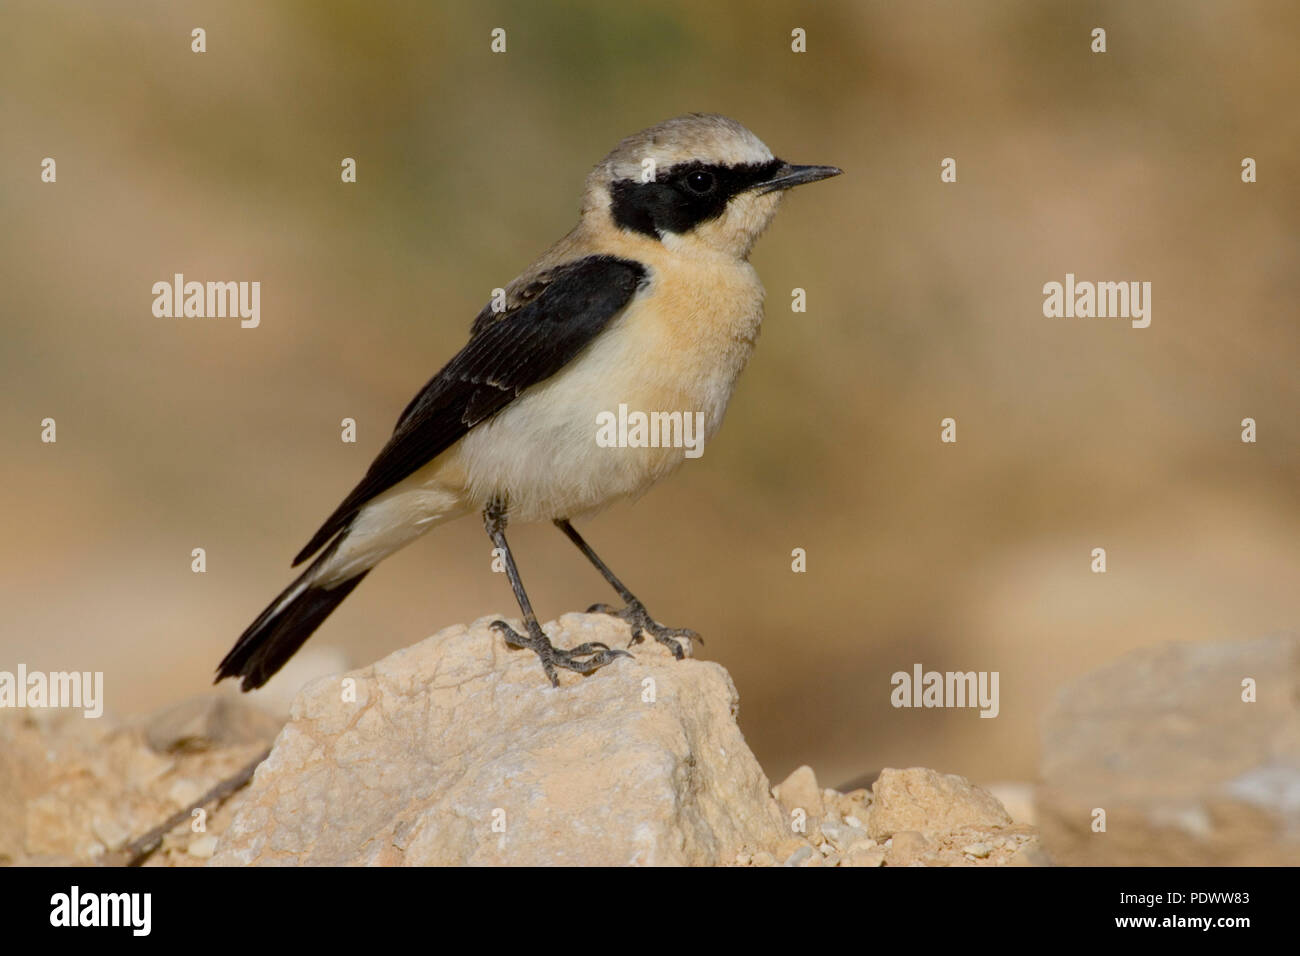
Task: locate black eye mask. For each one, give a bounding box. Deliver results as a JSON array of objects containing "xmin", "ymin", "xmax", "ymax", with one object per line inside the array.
[{"xmin": 609, "ymin": 158, "xmax": 784, "ymax": 238}]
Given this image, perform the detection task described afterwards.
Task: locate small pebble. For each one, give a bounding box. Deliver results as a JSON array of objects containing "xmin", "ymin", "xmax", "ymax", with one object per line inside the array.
[
  {"xmin": 168, "ymin": 779, "xmax": 204, "ymax": 808},
  {"xmin": 845, "ymin": 845, "xmax": 887, "ymax": 867},
  {"xmin": 782, "ymin": 845, "xmax": 814, "ymax": 867},
  {"xmin": 91, "ymin": 816, "xmax": 130, "ymax": 852},
  {"xmin": 187, "ymin": 835, "xmax": 218, "ymax": 859}
]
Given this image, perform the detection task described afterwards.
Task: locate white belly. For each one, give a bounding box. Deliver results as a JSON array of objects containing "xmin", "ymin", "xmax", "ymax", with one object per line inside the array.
[
  {"xmin": 459, "ymin": 261, "xmax": 765, "ymax": 521},
  {"xmin": 314, "ymin": 256, "xmax": 764, "ymax": 583}
]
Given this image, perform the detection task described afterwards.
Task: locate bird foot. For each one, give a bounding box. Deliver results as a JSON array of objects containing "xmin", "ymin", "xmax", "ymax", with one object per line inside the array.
[
  {"xmin": 585, "ymin": 601, "xmax": 699, "ymax": 660},
  {"xmin": 490, "ymin": 619, "xmax": 630, "ymax": 687}
]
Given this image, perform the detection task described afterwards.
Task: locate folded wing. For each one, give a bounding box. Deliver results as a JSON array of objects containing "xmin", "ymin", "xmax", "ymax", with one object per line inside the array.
[{"xmin": 291, "ymin": 255, "xmax": 649, "ymax": 566}]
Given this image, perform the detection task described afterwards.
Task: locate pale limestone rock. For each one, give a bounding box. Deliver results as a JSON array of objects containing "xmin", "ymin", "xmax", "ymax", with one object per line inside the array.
[
  {"xmin": 819, "ymin": 820, "xmax": 871, "ymax": 852},
  {"xmin": 844, "ymin": 844, "xmax": 886, "ymax": 867},
  {"xmin": 885, "ymin": 829, "xmax": 930, "ymax": 865},
  {"xmin": 868, "ymin": 767, "xmax": 1012, "ymax": 842},
  {"xmin": 773, "ymin": 765, "xmax": 824, "ymax": 819},
  {"xmin": 0, "ymin": 701, "xmax": 278, "ymax": 866},
  {"xmin": 187, "ymin": 835, "xmax": 219, "ymax": 859},
  {"xmin": 772, "ymin": 764, "xmax": 825, "ymax": 843},
  {"xmin": 3, "ymin": 618, "xmax": 1047, "ymax": 867},
  {"xmin": 782, "ymin": 845, "xmax": 815, "ymax": 867},
  {"xmin": 1039, "ymin": 635, "xmax": 1300, "ymax": 865},
  {"xmin": 211, "ymin": 613, "xmax": 796, "ymax": 866},
  {"xmin": 90, "ymin": 815, "xmax": 131, "ymax": 851}
]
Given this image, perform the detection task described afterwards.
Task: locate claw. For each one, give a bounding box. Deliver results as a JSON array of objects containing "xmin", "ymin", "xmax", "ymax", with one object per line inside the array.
[
  {"xmin": 585, "ymin": 600, "xmax": 700, "ymax": 659},
  {"xmin": 491, "ymin": 620, "xmax": 629, "ymax": 686},
  {"xmin": 565, "ymin": 640, "xmax": 618, "ymax": 655}
]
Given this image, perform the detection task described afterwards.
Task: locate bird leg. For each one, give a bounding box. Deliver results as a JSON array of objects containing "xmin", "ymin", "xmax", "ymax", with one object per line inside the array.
[
  {"xmin": 484, "ymin": 502, "xmax": 628, "ymax": 686},
  {"xmin": 554, "ymin": 518, "xmax": 699, "ymax": 660}
]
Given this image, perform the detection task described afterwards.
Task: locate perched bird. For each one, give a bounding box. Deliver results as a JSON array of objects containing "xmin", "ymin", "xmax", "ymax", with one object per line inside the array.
[{"xmin": 217, "ymin": 113, "xmax": 840, "ymax": 690}]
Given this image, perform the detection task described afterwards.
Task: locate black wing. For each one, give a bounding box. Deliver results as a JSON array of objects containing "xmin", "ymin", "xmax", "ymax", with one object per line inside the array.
[{"xmin": 291, "ymin": 255, "xmax": 648, "ymax": 566}]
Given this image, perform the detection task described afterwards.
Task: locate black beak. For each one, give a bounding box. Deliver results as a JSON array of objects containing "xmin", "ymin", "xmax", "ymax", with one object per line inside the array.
[{"xmin": 754, "ymin": 162, "xmax": 843, "ymax": 195}]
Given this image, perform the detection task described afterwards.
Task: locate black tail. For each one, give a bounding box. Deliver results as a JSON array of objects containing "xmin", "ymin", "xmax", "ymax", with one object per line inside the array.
[{"xmin": 216, "ymin": 559, "xmax": 369, "ymax": 692}]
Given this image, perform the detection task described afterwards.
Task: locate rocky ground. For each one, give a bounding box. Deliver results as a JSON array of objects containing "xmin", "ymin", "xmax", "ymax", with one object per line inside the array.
[
  {"xmin": 1, "ymin": 696, "xmax": 277, "ymax": 866},
  {"xmin": 755, "ymin": 764, "xmax": 1042, "ymax": 866},
  {"xmin": 1, "ymin": 616, "xmax": 1293, "ymax": 866}
]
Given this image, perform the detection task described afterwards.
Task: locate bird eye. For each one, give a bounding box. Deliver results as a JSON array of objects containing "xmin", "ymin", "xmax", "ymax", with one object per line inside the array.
[{"xmin": 684, "ymin": 170, "xmax": 715, "ymax": 194}]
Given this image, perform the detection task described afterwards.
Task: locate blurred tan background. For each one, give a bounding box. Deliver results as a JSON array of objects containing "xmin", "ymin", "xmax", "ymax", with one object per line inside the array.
[{"xmin": 2, "ymin": 0, "xmax": 1297, "ymax": 790}]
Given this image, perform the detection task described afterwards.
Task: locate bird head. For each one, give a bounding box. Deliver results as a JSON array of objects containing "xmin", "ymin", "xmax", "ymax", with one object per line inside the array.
[{"xmin": 583, "ymin": 113, "xmax": 841, "ymax": 260}]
